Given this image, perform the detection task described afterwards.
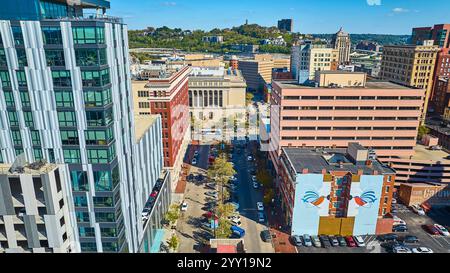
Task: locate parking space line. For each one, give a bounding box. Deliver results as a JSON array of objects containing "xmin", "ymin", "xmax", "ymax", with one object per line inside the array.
[{"xmin": 427, "ymin": 233, "xmax": 445, "ymax": 248}]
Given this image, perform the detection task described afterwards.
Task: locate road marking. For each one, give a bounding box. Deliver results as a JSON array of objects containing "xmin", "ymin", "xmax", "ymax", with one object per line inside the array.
[{"xmin": 427, "ymin": 233, "xmax": 445, "ymax": 248}]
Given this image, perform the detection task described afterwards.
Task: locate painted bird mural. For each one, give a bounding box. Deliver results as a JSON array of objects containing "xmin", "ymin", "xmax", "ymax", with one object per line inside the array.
[
  {"xmin": 351, "ymin": 191, "xmax": 377, "ymax": 207},
  {"xmin": 302, "ymin": 191, "xmax": 330, "ymax": 207}
]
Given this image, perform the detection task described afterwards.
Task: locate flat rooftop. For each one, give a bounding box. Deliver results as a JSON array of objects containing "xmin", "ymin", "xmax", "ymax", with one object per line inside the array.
[
  {"xmin": 283, "ymin": 147, "xmax": 395, "ymax": 175},
  {"xmin": 134, "ymin": 115, "xmax": 159, "ymax": 143},
  {"xmin": 274, "ymin": 80, "xmax": 415, "ymax": 90},
  {"xmin": 410, "ymin": 144, "xmax": 450, "ymax": 162},
  {"xmin": 0, "ymin": 162, "xmax": 58, "ymax": 175}
]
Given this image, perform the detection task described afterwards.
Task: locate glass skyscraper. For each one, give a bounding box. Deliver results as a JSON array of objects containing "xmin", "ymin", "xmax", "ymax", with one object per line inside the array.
[{"xmin": 0, "ymin": 0, "xmax": 163, "ymax": 253}]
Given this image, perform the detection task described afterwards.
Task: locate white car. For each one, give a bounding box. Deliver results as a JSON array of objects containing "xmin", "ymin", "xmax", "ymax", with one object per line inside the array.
[
  {"xmin": 411, "ymin": 204, "xmax": 425, "ymax": 216},
  {"xmin": 253, "ymin": 182, "xmax": 259, "ymax": 189},
  {"xmin": 192, "ymin": 158, "xmax": 197, "ymax": 165},
  {"xmin": 247, "ymin": 156, "xmax": 253, "ymax": 161},
  {"xmin": 393, "ymin": 216, "xmax": 407, "ymax": 227},
  {"xmin": 141, "ymin": 208, "xmax": 150, "ymax": 220},
  {"xmin": 393, "ymin": 246, "xmax": 412, "ymax": 253},
  {"xmin": 257, "ymin": 202, "xmax": 264, "ymax": 211},
  {"xmin": 231, "ymin": 218, "xmax": 242, "ymax": 226},
  {"xmin": 434, "ymin": 224, "xmax": 450, "ymax": 236},
  {"xmin": 251, "ymin": 175, "xmax": 257, "ymax": 182},
  {"xmin": 353, "ymin": 236, "xmax": 366, "ymax": 247},
  {"xmin": 229, "ymin": 215, "xmax": 241, "ymax": 222},
  {"xmin": 412, "ymin": 247, "xmax": 434, "ymax": 253},
  {"xmin": 181, "ymin": 202, "xmax": 188, "ymax": 211},
  {"xmin": 194, "ymin": 151, "xmax": 199, "ymax": 157}
]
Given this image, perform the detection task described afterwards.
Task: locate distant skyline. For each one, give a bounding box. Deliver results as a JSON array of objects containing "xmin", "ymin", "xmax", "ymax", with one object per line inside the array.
[{"xmin": 108, "ymin": 0, "xmax": 450, "ymax": 34}]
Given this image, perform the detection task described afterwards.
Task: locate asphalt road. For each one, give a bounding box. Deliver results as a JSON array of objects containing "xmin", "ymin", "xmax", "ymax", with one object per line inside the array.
[{"xmin": 231, "ymin": 141, "xmax": 274, "ymax": 253}]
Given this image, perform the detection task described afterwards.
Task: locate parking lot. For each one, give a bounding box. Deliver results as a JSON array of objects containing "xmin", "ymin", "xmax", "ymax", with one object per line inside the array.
[{"xmin": 295, "ymin": 204, "xmax": 450, "ymax": 253}]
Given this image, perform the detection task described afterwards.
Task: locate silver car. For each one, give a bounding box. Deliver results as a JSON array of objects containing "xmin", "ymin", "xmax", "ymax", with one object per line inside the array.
[{"xmin": 303, "ymin": 234, "xmax": 313, "ymax": 247}]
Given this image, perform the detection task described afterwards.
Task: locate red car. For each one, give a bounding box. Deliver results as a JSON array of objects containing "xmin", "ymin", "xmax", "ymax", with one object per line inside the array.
[
  {"xmin": 423, "ymin": 224, "xmax": 440, "ymax": 235},
  {"xmin": 345, "ymin": 236, "xmax": 357, "ymax": 247},
  {"xmin": 150, "ymin": 191, "xmax": 158, "ymax": 198}
]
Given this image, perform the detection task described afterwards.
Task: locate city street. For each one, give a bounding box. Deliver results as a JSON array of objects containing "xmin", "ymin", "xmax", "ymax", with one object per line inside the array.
[{"xmin": 176, "ymin": 141, "xmax": 274, "ymax": 253}]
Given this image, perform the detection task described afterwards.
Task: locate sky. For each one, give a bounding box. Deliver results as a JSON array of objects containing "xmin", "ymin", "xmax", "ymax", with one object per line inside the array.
[{"xmin": 108, "ymin": 0, "xmax": 450, "ymax": 34}]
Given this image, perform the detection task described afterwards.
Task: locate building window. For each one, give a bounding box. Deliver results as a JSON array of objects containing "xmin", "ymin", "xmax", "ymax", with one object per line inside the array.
[
  {"xmin": 95, "ymin": 212, "xmax": 116, "ymax": 223},
  {"xmin": 87, "ymin": 146, "xmax": 116, "ymax": 164},
  {"xmin": 86, "ymin": 109, "xmax": 113, "ymax": 127},
  {"xmin": 60, "ymin": 130, "xmax": 79, "ymax": 145},
  {"xmin": 71, "ymin": 171, "xmax": 89, "ymax": 191},
  {"xmin": 72, "ymin": 27, "xmax": 105, "ymax": 44},
  {"xmin": 78, "ymin": 227, "xmax": 95, "ymax": 237},
  {"xmin": 11, "ymin": 130, "xmax": 22, "ymax": 146},
  {"xmin": 93, "ymin": 171, "xmax": 113, "ymax": 191},
  {"xmin": 73, "ymin": 196, "xmax": 88, "ymax": 207},
  {"xmin": 0, "ymin": 70, "xmax": 11, "ymax": 88},
  {"xmin": 58, "ymin": 111, "xmax": 77, "ymax": 127},
  {"xmin": 39, "ymin": 0, "xmax": 68, "ymax": 19},
  {"xmin": 81, "ymin": 69, "xmax": 110, "ymax": 87},
  {"xmin": 31, "ymin": 130, "xmax": 41, "ymax": 146},
  {"xmin": 20, "ymin": 91, "xmax": 31, "ymax": 107},
  {"xmin": 84, "ymin": 89, "xmax": 112, "ymax": 107},
  {"xmin": 11, "ymin": 26, "xmax": 24, "ymax": 46},
  {"xmin": 93, "ymin": 197, "xmax": 114, "ymax": 207},
  {"xmin": 63, "ymin": 149, "xmax": 81, "ymax": 163},
  {"xmin": 76, "ymin": 212, "xmax": 90, "ymax": 223},
  {"xmin": 3, "ymin": 91, "xmax": 14, "ymax": 107},
  {"xmin": 23, "ymin": 111, "xmax": 34, "ymax": 127},
  {"xmin": 45, "ymin": 49, "xmax": 65, "ymax": 66},
  {"xmin": 8, "ymin": 111, "xmax": 19, "ymax": 126},
  {"xmin": 52, "ymin": 70, "xmax": 71, "ymax": 87},
  {"xmin": 75, "ymin": 48, "xmax": 107, "ymax": 66},
  {"xmin": 16, "ymin": 71, "xmax": 27, "ymax": 87},
  {"xmin": 42, "ymin": 27, "xmax": 62, "ymax": 45},
  {"xmin": 80, "ymin": 242, "xmax": 97, "ymax": 252},
  {"xmin": 0, "ymin": 48, "xmax": 7, "ymax": 66},
  {"xmin": 54, "ymin": 90, "xmax": 74, "ymax": 107}
]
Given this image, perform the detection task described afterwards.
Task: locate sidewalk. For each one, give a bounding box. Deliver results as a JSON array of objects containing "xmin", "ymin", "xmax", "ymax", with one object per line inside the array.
[{"xmin": 267, "ymin": 206, "xmax": 296, "ymax": 253}]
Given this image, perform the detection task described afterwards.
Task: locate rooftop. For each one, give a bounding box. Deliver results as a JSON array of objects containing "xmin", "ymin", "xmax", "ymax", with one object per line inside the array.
[
  {"xmin": 0, "ymin": 162, "xmax": 58, "ymax": 175},
  {"xmin": 410, "ymin": 144, "xmax": 450, "ymax": 162},
  {"xmin": 274, "ymin": 80, "xmax": 415, "ymax": 90},
  {"xmin": 283, "ymin": 147, "xmax": 395, "ymax": 175},
  {"xmin": 134, "ymin": 115, "xmax": 159, "ymax": 143}
]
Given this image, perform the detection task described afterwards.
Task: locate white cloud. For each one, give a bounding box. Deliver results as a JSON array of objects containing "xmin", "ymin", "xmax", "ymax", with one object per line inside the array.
[
  {"xmin": 161, "ymin": 2, "xmax": 177, "ymax": 6},
  {"xmin": 367, "ymin": 0, "xmax": 381, "ymax": 6},
  {"xmin": 392, "ymin": 7, "xmax": 409, "ymax": 13}
]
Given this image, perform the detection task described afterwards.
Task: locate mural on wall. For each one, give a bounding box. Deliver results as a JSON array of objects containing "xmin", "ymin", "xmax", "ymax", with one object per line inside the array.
[
  {"xmin": 348, "ymin": 175, "xmax": 384, "ymax": 236},
  {"xmin": 292, "ymin": 174, "xmax": 331, "ymax": 236}
]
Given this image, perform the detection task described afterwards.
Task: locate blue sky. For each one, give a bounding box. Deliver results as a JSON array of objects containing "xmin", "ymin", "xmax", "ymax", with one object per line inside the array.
[{"xmin": 109, "ymin": 0, "xmax": 450, "ymax": 34}]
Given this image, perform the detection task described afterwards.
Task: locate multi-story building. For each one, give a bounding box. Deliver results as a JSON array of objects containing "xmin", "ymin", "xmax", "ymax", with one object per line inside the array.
[
  {"xmin": 202, "ymin": 36, "xmax": 223, "ymax": 44},
  {"xmin": 291, "ymin": 42, "xmax": 339, "ymax": 84},
  {"xmin": 188, "ymin": 67, "xmax": 246, "ymax": 140},
  {"xmin": 380, "ymin": 42, "xmax": 440, "ymax": 120},
  {"xmin": 430, "ymin": 76, "xmax": 450, "ymax": 116},
  {"xmin": 239, "ymin": 57, "xmax": 273, "ymax": 92},
  {"xmin": 356, "ymin": 41, "xmax": 381, "ymax": 52},
  {"xmin": 278, "ymin": 143, "xmax": 395, "ymax": 236},
  {"xmin": 0, "ymin": 162, "xmax": 74, "ymax": 253},
  {"xmin": 0, "ymin": 0, "xmax": 165, "ymax": 253},
  {"xmin": 268, "ymin": 71, "xmax": 424, "ymax": 174},
  {"xmin": 132, "ymin": 66, "xmax": 191, "ymax": 190},
  {"xmin": 331, "ymin": 27, "xmax": 351, "ymax": 65},
  {"xmin": 411, "ymin": 24, "xmax": 450, "ymax": 48},
  {"xmin": 277, "ymin": 19, "xmax": 293, "ymax": 33}
]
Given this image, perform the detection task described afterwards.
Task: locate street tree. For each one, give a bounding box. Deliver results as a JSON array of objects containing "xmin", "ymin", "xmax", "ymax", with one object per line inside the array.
[
  {"xmin": 215, "ymin": 218, "xmax": 232, "ymax": 239},
  {"xmin": 207, "ymin": 156, "xmax": 236, "ymax": 204},
  {"xmin": 167, "ymin": 234, "xmax": 179, "ymax": 252},
  {"xmin": 164, "ymin": 204, "xmax": 180, "ymax": 226}
]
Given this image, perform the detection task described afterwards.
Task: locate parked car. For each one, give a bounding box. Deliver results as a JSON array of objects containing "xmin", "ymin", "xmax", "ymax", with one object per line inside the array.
[
  {"xmin": 423, "ymin": 224, "xmax": 440, "ymax": 235},
  {"xmin": 251, "ymin": 176, "xmax": 257, "ymax": 182},
  {"xmin": 230, "ymin": 175, "xmax": 238, "ymax": 182},
  {"xmin": 434, "ymin": 224, "xmax": 450, "ymax": 236},
  {"xmin": 181, "ymin": 202, "xmax": 188, "ymax": 211},
  {"xmin": 337, "ymin": 236, "xmax": 347, "ymax": 247},
  {"xmin": 231, "ymin": 226, "xmax": 246, "ymax": 238},
  {"xmin": 192, "ymin": 158, "xmax": 197, "ymax": 165},
  {"xmin": 329, "ymin": 236, "xmax": 339, "ymax": 247},
  {"xmin": 377, "ymin": 233, "xmax": 398, "ymax": 242},
  {"xmin": 412, "ymin": 247, "xmax": 434, "ymax": 253},
  {"xmin": 253, "ymin": 182, "xmax": 259, "ymax": 189},
  {"xmin": 392, "ymin": 225, "xmax": 408, "ymax": 233},
  {"xmin": 206, "ymin": 183, "xmax": 216, "ymax": 190},
  {"xmin": 303, "ymin": 234, "xmax": 313, "ymax": 247},
  {"xmin": 141, "ymin": 208, "xmax": 150, "ymax": 220},
  {"xmin": 187, "ymin": 174, "xmax": 194, "ymax": 181},
  {"xmin": 206, "ymin": 191, "xmax": 218, "ymax": 198},
  {"xmin": 291, "ymin": 235, "xmax": 303, "ymax": 247},
  {"xmin": 150, "ymin": 191, "xmax": 158, "ymax": 198},
  {"xmin": 411, "ymin": 204, "xmax": 426, "ymax": 216},
  {"xmin": 393, "ymin": 216, "xmax": 407, "ymax": 226},
  {"xmin": 231, "ymin": 218, "xmax": 242, "ymax": 227},
  {"xmin": 256, "ymin": 202, "xmax": 264, "ymax": 211},
  {"xmin": 311, "ymin": 235, "xmax": 322, "ymax": 247},
  {"xmin": 398, "ymin": 235, "xmax": 419, "ymax": 244},
  {"xmin": 354, "ymin": 236, "xmax": 366, "ymax": 247},
  {"xmin": 257, "ymin": 212, "xmax": 265, "ymax": 223},
  {"xmin": 393, "ymin": 245, "xmax": 412, "ymax": 253},
  {"xmin": 345, "ymin": 236, "xmax": 357, "ymax": 247},
  {"xmin": 247, "ymin": 156, "xmax": 253, "ymax": 161},
  {"xmin": 194, "ymin": 150, "xmax": 199, "ymax": 157},
  {"xmin": 319, "ymin": 235, "xmax": 331, "ymax": 248},
  {"xmin": 261, "ymin": 230, "xmax": 271, "ymax": 242}
]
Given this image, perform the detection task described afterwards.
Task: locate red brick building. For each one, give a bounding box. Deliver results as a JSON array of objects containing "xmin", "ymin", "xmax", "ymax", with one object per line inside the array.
[
  {"xmin": 147, "ymin": 66, "xmax": 191, "ymax": 187},
  {"xmin": 431, "ymin": 76, "xmax": 450, "ymax": 116}
]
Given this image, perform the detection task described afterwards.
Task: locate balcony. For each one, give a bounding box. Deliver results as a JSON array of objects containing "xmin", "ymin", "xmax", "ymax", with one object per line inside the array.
[{"xmin": 43, "ymin": 13, "xmax": 122, "ymax": 24}]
